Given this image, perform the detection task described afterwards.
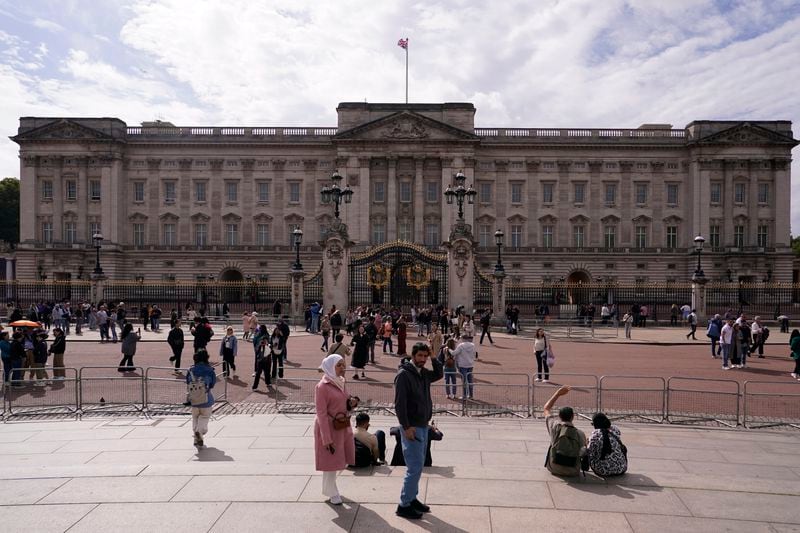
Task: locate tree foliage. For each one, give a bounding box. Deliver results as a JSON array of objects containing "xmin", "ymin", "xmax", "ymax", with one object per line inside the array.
[
  {"xmin": 792, "ymin": 235, "xmax": 800, "ymax": 256},
  {"xmin": 0, "ymin": 178, "xmax": 19, "ymax": 245}
]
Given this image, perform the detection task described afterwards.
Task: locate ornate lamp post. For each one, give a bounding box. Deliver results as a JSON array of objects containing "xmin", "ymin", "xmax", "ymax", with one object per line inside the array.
[
  {"xmin": 320, "ymin": 170, "xmax": 354, "ymax": 220},
  {"xmin": 292, "ymin": 228, "xmax": 304, "ymax": 271},
  {"xmin": 92, "ymin": 233, "xmax": 104, "ymax": 276},
  {"xmin": 443, "ymin": 170, "xmax": 477, "ymax": 220},
  {"xmin": 494, "ymin": 229, "xmax": 505, "ymax": 274},
  {"xmin": 692, "ymin": 235, "xmax": 705, "ymax": 281}
]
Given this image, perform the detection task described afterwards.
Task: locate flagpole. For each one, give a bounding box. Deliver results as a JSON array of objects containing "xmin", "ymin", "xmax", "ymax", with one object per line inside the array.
[{"xmin": 405, "ymin": 39, "xmax": 409, "ymax": 104}]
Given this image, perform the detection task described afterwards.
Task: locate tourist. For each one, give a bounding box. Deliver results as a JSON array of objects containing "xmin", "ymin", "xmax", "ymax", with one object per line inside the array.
[
  {"xmin": 314, "ymin": 354, "xmax": 356, "ymax": 505},
  {"xmin": 328, "ymin": 333, "xmax": 351, "ymax": 358},
  {"xmin": 350, "ymin": 324, "xmax": 370, "ymax": 380},
  {"xmin": 751, "ymin": 316, "xmax": 766, "ymax": 358},
  {"xmin": 329, "ymin": 305, "xmax": 342, "ymax": 338},
  {"xmin": 353, "ymin": 412, "xmax": 386, "ymax": 466},
  {"xmin": 168, "ymin": 320, "xmax": 185, "ymax": 372},
  {"xmin": 640, "ymin": 304, "xmax": 649, "ymax": 328},
  {"xmin": 428, "ymin": 324, "xmax": 443, "ymax": 359},
  {"xmin": 241, "ymin": 311, "xmax": 251, "ymax": 340},
  {"xmin": 542, "ymin": 385, "xmax": 587, "ymax": 477},
  {"xmin": 320, "ymin": 314, "xmax": 331, "ymax": 352},
  {"xmin": 117, "ymin": 323, "xmax": 141, "ymax": 373},
  {"xmin": 380, "ymin": 319, "xmax": 394, "ymax": 354},
  {"xmin": 720, "ymin": 319, "xmax": 733, "ymax": 370},
  {"xmin": 107, "ymin": 304, "xmax": 118, "ymax": 343},
  {"xmin": 452, "ymin": 335, "xmax": 476, "ymax": 400},
  {"xmin": 219, "ymin": 326, "xmax": 237, "ymax": 378},
  {"xmin": 623, "ymin": 312, "xmax": 633, "ymax": 339},
  {"xmin": 252, "ymin": 324, "xmax": 269, "ymax": 375},
  {"xmin": 730, "ymin": 323, "xmax": 743, "ymax": 369},
  {"xmin": 365, "ymin": 317, "xmax": 378, "ymax": 364},
  {"xmin": 248, "ymin": 311, "xmax": 259, "ymax": 340},
  {"xmin": 269, "ymin": 325, "xmax": 285, "ymax": 380},
  {"xmin": 31, "ymin": 330, "xmax": 49, "ymax": 383},
  {"xmin": 272, "ymin": 299, "xmax": 282, "ymax": 318},
  {"xmin": 778, "ymin": 313, "xmax": 790, "ymax": 333},
  {"xmin": 438, "ymin": 338, "xmax": 458, "ymax": 399},
  {"xmin": 48, "ymin": 327, "xmax": 66, "ymax": 379},
  {"xmin": 191, "ymin": 317, "xmax": 214, "ymax": 352},
  {"xmin": 394, "ymin": 342, "xmax": 443, "ymax": 519},
  {"xmin": 601, "ymin": 304, "xmax": 610, "ymax": 325},
  {"xmin": 739, "ymin": 319, "xmax": 752, "ymax": 368},
  {"xmin": 587, "ymin": 413, "xmax": 627, "ymax": 477},
  {"xmin": 479, "ymin": 309, "xmax": 494, "ymax": 345},
  {"xmin": 670, "ymin": 303, "xmax": 679, "ymax": 326},
  {"xmin": 686, "ymin": 309, "xmax": 698, "ymax": 340},
  {"xmin": 461, "ymin": 314, "xmax": 475, "ymax": 339},
  {"xmin": 251, "ymin": 328, "xmax": 271, "ymax": 390},
  {"xmin": 681, "ymin": 303, "xmax": 691, "ymax": 323},
  {"xmin": 310, "ymin": 302, "xmax": 321, "ymax": 333},
  {"xmin": 0, "ymin": 331, "xmax": 10, "ymax": 384},
  {"xmin": 533, "ymin": 327, "xmax": 550, "ymax": 383},
  {"xmin": 9, "ymin": 332, "xmax": 25, "ymax": 386},
  {"xmin": 789, "ymin": 329, "xmax": 800, "ymax": 379},
  {"xmin": 186, "ymin": 349, "xmax": 216, "ymax": 447},
  {"xmin": 396, "ymin": 315, "xmax": 408, "ymax": 356},
  {"xmin": 707, "ymin": 314, "xmax": 722, "ymax": 358}
]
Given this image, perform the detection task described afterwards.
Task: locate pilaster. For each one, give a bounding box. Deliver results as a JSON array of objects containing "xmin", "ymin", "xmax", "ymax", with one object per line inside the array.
[
  {"xmin": 322, "ymin": 225, "xmax": 350, "ymax": 312},
  {"xmin": 387, "ymin": 157, "xmax": 397, "ymax": 241}
]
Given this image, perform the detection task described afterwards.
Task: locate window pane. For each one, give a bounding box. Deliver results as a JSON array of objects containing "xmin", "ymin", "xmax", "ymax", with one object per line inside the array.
[
  {"xmin": 734, "ymin": 183, "xmax": 745, "ymax": 203},
  {"xmin": 635, "ymin": 226, "xmax": 647, "ymax": 248},
  {"xmin": 710, "ymin": 225, "xmax": 720, "ymax": 248},
  {"xmin": 574, "ymin": 183, "xmax": 584, "ymax": 203},
  {"xmin": 226, "ymin": 182, "xmax": 238, "ymax": 202},
  {"xmin": 164, "ymin": 182, "xmax": 176, "ymax": 202},
  {"xmin": 478, "ymin": 225, "xmax": 490, "ymax": 247},
  {"xmin": 424, "ymin": 223, "xmax": 439, "ymax": 246},
  {"xmin": 605, "ymin": 184, "xmax": 616, "ymax": 204},
  {"xmin": 42, "ymin": 222, "xmax": 52, "ymax": 243},
  {"xmin": 635, "ymin": 184, "xmax": 647, "ymax": 204},
  {"xmin": 373, "ymin": 182, "xmax": 385, "ymax": 203},
  {"xmin": 758, "ymin": 183, "xmax": 769, "ymax": 204},
  {"xmin": 163, "ymin": 224, "xmax": 175, "ymax": 245},
  {"xmin": 542, "ymin": 183, "xmax": 553, "ymax": 204},
  {"xmin": 89, "ymin": 180, "xmax": 101, "ymax": 200},
  {"xmin": 226, "ymin": 224, "xmax": 238, "ymax": 246},
  {"xmin": 257, "ymin": 224, "xmax": 270, "ymax": 246},
  {"xmin": 426, "ymin": 182, "xmax": 439, "ymax": 203},
  {"xmin": 710, "ymin": 183, "xmax": 721, "ymax": 204},
  {"xmin": 479, "ymin": 183, "xmax": 492, "ymax": 203},
  {"xmin": 258, "ymin": 182, "xmax": 270, "ymax": 202},
  {"xmin": 511, "ymin": 183, "xmax": 522, "ymax": 203},
  {"xmin": 666, "ymin": 226, "xmax": 677, "ymax": 248},
  {"xmin": 757, "ymin": 225, "xmax": 768, "ymax": 247},
  {"xmin": 573, "ymin": 226, "xmax": 584, "ymax": 248},
  {"xmin": 195, "ymin": 224, "xmax": 207, "ymax": 246},
  {"xmin": 134, "ymin": 224, "xmax": 145, "ymax": 246},
  {"xmin": 195, "ymin": 182, "xmax": 206, "ymax": 202},
  {"xmin": 399, "ymin": 182, "xmax": 412, "ymax": 203},
  {"xmin": 667, "ymin": 184, "xmax": 678, "ymax": 205},
  {"xmin": 542, "ymin": 225, "xmax": 553, "ymax": 248},
  {"xmin": 398, "ymin": 221, "xmax": 412, "ymax": 241},
  {"xmin": 604, "ymin": 226, "xmax": 616, "ymax": 248},
  {"xmin": 372, "ymin": 223, "xmax": 385, "ymax": 244},
  {"xmin": 289, "ymin": 183, "xmax": 301, "ymax": 203},
  {"xmin": 42, "ymin": 180, "xmax": 53, "ymax": 200},
  {"xmin": 511, "ymin": 225, "xmax": 522, "ymax": 248},
  {"xmin": 134, "ymin": 182, "xmax": 144, "ymax": 202}
]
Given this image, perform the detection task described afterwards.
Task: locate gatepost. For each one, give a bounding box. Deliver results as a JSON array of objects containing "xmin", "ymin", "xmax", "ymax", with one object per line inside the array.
[
  {"xmin": 692, "ymin": 276, "xmax": 708, "ymax": 320},
  {"xmin": 492, "ymin": 270, "xmax": 506, "ymax": 318},
  {"xmin": 322, "ymin": 220, "xmax": 351, "ymax": 311},
  {"xmin": 445, "ymin": 220, "xmax": 476, "ymax": 312},
  {"xmin": 90, "ymin": 273, "xmax": 106, "ymax": 303},
  {"xmin": 290, "ymin": 269, "xmax": 304, "ymax": 320}
]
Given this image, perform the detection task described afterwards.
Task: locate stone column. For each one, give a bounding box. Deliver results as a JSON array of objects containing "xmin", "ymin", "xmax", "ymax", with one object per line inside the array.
[
  {"xmin": 440, "ymin": 158, "xmax": 454, "ymax": 242},
  {"xmin": 52, "ymin": 157, "xmax": 63, "ymax": 242},
  {"xmin": 445, "ymin": 227, "xmax": 475, "ymax": 312},
  {"xmin": 691, "ymin": 277, "xmax": 707, "ymax": 320},
  {"xmin": 387, "ymin": 157, "xmax": 397, "ymax": 241},
  {"xmin": 5, "ymin": 258, "xmax": 13, "ymax": 281},
  {"xmin": 290, "ymin": 269, "xmax": 304, "ymax": 320},
  {"xmin": 322, "ymin": 224, "xmax": 351, "ymax": 311},
  {"xmin": 413, "ymin": 157, "xmax": 424, "ymax": 241},
  {"xmin": 91, "ymin": 273, "xmax": 107, "ymax": 304},
  {"xmin": 492, "ymin": 271, "xmax": 506, "ymax": 317},
  {"xmin": 19, "ymin": 155, "xmax": 38, "ymax": 243},
  {"xmin": 357, "ymin": 157, "xmax": 371, "ymax": 244}
]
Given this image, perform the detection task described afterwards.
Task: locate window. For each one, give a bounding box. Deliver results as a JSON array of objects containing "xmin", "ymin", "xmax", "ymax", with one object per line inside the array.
[
  {"xmin": 635, "ymin": 226, "xmax": 647, "ymax": 248},
  {"xmin": 510, "ymin": 183, "xmax": 523, "ymax": 204},
  {"xmin": 573, "ymin": 225, "xmax": 585, "ymax": 248},
  {"xmin": 194, "ymin": 224, "xmax": 207, "ymax": 246},
  {"xmin": 666, "ymin": 184, "xmax": 679, "ymax": 205},
  {"xmin": 89, "ymin": 180, "xmax": 101, "ymax": 200},
  {"xmin": 134, "ymin": 182, "xmax": 145, "ymax": 202},
  {"xmin": 89, "ymin": 222, "xmax": 101, "ymax": 241},
  {"xmin": 604, "ymin": 183, "xmax": 617, "ymax": 205},
  {"xmin": 164, "ymin": 182, "xmax": 176, "ymax": 203},
  {"xmin": 257, "ymin": 182, "xmax": 270, "ymax": 203},
  {"xmin": 163, "ymin": 223, "xmax": 176, "ymax": 246},
  {"xmin": 133, "ymin": 223, "xmax": 145, "ymax": 246},
  {"xmin": 398, "ymin": 221, "xmax": 412, "ymax": 241},
  {"xmin": 372, "ymin": 222, "xmax": 385, "ymax": 244},
  {"xmin": 542, "ymin": 183, "xmax": 554, "ymax": 204},
  {"xmin": 478, "ymin": 225, "xmax": 491, "ymax": 247},
  {"xmin": 734, "ymin": 183, "xmax": 746, "ymax": 204},
  {"xmin": 424, "ymin": 223, "xmax": 440, "ymax": 247},
  {"xmin": 399, "ymin": 181, "xmax": 412, "ymax": 203},
  {"xmin": 479, "ymin": 183, "xmax": 492, "ymax": 203},
  {"xmin": 426, "ymin": 182, "xmax": 439, "ymax": 203},
  {"xmin": 538, "ymin": 225, "xmax": 552, "ymax": 248},
  {"xmin": 287, "ymin": 224, "xmax": 300, "ymax": 245},
  {"xmin": 604, "ymin": 226, "xmax": 616, "ymax": 248},
  {"xmin": 666, "ymin": 226, "xmax": 678, "ymax": 248},
  {"xmin": 635, "ymin": 183, "xmax": 648, "ymax": 204},
  {"xmin": 709, "ymin": 225, "xmax": 720, "ymax": 248},
  {"xmin": 195, "ymin": 182, "xmax": 207, "ymax": 202},
  {"xmin": 710, "ymin": 183, "xmax": 722, "ymax": 204},
  {"xmin": 573, "ymin": 183, "xmax": 585, "ymax": 204},
  {"xmin": 510, "ymin": 225, "xmax": 523, "ymax": 248},
  {"xmin": 226, "ymin": 182, "xmax": 238, "ymax": 203},
  {"xmin": 61, "ymin": 221, "xmax": 76, "ymax": 244},
  {"xmin": 41, "ymin": 180, "xmax": 53, "ymax": 200},
  {"xmin": 256, "ymin": 224, "xmax": 271, "ymax": 246},
  {"xmin": 225, "ymin": 223, "xmax": 238, "ymax": 246},
  {"xmin": 734, "ymin": 225, "xmax": 745, "ymax": 248},
  {"xmin": 65, "ymin": 180, "xmax": 77, "ymax": 201},
  {"xmin": 373, "ymin": 181, "xmax": 385, "ymax": 203},
  {"xmin": 42, "ymin": 221, "xmax": 52, "ymax": 243},
  {"xmin": 757, "ymin": 225, "xmax": 769, "ymax": 247},
  {"xmin": 289, "ymin": 182, "xmax": 301, "ymax": 203},
  {"xmin": 758, "ymin": 183, "xmax": 769, "ymax": 204}
]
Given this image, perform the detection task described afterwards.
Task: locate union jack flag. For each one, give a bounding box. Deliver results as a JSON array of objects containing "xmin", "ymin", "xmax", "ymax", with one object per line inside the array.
[{"xmin": 397, "ymin": 38, "xmax": 408, "ymax": 49}]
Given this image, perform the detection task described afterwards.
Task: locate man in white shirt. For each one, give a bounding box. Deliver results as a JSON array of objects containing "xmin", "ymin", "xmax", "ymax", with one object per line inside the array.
[
  {"xmin": 751, "ymin": 316, "xmax": 765, "ymax": 358},
  {"xmin": 451, "ymin": 336, "xmax": 476, "ymax": 399},
  {"xmin": 720, "ymin": 319, "xmax": 734, "ymax": 369},
  {"xmin": 686, "ymin": 310, "xmax": 698, "ymax": 340},
  {"xmin": 96, "ymin": 307, "xmax": 109, "ymax": 343}
]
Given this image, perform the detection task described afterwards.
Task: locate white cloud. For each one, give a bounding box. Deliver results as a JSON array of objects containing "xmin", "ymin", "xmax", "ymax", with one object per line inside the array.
[{"xmin": 32, "ymin": 17, "xmax": 64, "ymax": 32}]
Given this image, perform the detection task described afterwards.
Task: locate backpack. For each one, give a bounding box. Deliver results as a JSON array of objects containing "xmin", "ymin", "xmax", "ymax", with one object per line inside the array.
[
  {"xmin": 547, "ymin": 424, "xmax": 583, "ymax": 470},
  {"xmin": 350, "ymin": 439, "xmax": 373, "ymax": 468},
  {"xmin": 186, "ymin": 370, "xmax": 209, "ymax": 406}
]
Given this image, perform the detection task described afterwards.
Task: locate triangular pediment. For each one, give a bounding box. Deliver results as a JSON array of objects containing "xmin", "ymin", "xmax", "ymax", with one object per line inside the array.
[
  {"xmin": 13, "ymin": 119, "xmax": 115, "ymax": 143},
  {"xmin": 695, "ymin": 122, "xmax": 797, "ymax": 146},
  {"xmin": 334, "ymin": 111, "xmax": 478, "ymax": 142}
]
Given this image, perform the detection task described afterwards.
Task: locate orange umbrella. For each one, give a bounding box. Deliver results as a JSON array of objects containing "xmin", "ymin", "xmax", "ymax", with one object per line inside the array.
[{"xmin": 9, "ymin": 320, "xmax": 41, "ymax": 328}]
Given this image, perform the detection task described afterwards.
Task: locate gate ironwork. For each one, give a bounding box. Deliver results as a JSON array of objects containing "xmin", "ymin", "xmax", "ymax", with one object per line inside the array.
[
  {"xmin": 349, "ymin": 241, "xmax": 448, "ymax": 313},
  {"xmin": 473, "ymin": 265, "xmax": 493, "ymax": 312},
  {"xmin": 303, "ymin": 262, "xmax": 324, "ymax": 306}
]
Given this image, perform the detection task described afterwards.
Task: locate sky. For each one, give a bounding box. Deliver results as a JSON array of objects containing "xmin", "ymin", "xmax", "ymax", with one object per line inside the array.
[{"xmin": 0, "ymin": 0, "xmax": 799, "ymax": 231}]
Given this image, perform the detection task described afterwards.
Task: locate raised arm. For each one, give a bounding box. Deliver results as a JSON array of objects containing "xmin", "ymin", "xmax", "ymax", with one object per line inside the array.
[{"xmin": 542, "ymin": 385, "xmax": 571, "ymax": 418}]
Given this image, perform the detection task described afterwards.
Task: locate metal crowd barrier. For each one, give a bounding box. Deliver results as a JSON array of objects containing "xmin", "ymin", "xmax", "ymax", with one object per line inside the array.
[
  {"xmin": 4, "ymin": 367, "xmax": 80, "ymax": 417},
  {"xmin": 532, "ymin": 373, "xmax": 599, "ymax": 420},
  {"xmin": 78, "ymin": 366, "xmax": 146, "ymax": 415},
  {"xmin": 666, "ymin": 377, "xmax": 740, "ymax": 428},
  {"xmin": 464, "ymin": 372, "xmax": 531, "ymax": 418},
  {"xmin": 599, "ymin": 375, "xmax": 666, "ymax": 423},
  {"xmin": 142, "ymin": 366, "xmax": 228, "ymax": 415},
  {"xmin": 743, "ymin": 380, "xmax": 800, "ymax": 430}
]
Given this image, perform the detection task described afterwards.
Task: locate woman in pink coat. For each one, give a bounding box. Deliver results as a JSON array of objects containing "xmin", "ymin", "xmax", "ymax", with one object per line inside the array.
[{"xmin": 314, "ymin": 354, "xmax": 357, "ymax": 505}]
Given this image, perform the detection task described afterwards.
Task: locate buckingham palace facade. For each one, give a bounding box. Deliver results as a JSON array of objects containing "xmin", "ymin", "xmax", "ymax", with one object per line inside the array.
[{"xmin": 12, "ymin": 102, "xmax": 798, "ymax": 284}]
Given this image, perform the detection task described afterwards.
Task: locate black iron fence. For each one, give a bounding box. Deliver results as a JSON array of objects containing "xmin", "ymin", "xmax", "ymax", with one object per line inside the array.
[{"xmin": 1, "ymin": 281, "xmax": 92, "ymax": 309}]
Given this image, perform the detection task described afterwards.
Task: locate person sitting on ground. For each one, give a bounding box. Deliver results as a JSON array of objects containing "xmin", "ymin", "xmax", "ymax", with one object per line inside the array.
[
  {"xmin": 351, "ymin": 412, "xmax": 386, "ymax": 467},
  {"xmin": 587, "ymin": 413, "xmax": 627, "ymax": 477},
  {"xmin": 542, "ymin": 385, "xmax": 587, "ymax": 477}
]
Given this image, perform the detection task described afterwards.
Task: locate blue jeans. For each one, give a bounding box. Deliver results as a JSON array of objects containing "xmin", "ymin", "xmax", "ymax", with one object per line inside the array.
[
  {"xmin": 400, "ymin": 426, "xmax": 428, "ymax": 507},
  {"xmin": 458, "ymin": 367, "xmax": 474, "ymax": 398},
  {"xmin": 444, "ymin": 370, "xmax": 457, "ymax": 397},
  {"xmin": 721, "ymin": 343, "xmax": 730, "ymax": 367},
  {"xmin": 710, "ymin": 337, "xmax": 720, "ymax": 356}
]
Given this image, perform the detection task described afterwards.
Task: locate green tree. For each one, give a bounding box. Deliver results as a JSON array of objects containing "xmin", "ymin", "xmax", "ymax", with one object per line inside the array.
[
  {"xmin": 0, "ymin": 178, "xmax": 19, "ymax": 245},
  {"xmin": 792, "ymin": 235, "xmax": 800, "ymax": 256}
]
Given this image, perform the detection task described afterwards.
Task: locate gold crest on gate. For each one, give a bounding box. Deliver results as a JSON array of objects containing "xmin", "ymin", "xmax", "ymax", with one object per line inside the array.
[
  {"xmin": 405, "ymin": 264, "xmax": 431, "ymax": 289},
  {"xmin": 367, "ymin": 264, "xmax": 390, "ymax": 289}
]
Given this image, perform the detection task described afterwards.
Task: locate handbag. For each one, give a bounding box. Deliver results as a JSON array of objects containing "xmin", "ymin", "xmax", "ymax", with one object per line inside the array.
[
  {"xmin": 545, "ymin": 339, "xmax": 556, "ymax": 368},
  {"xmin": 331, "ymin": 412, "xmax": 351, "ymax": 430}
]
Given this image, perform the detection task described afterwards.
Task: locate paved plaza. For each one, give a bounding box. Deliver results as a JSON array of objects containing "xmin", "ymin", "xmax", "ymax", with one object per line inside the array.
[{"xmin": 1, "ymin": 413, "xmax": 799, "ymax": 532}]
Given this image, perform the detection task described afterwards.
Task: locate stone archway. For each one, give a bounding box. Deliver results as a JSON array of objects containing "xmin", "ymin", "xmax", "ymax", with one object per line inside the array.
[
  {"xmin": 219, "ymin": 269, "xmax": 244, "ymax": 306},
  {"xmin": 220, "ymin": 269, "xmax": 243, "ymax": 282},
  {"xmin": 566, "ymin": 270, "xmax": 592, "ymax": 305}
]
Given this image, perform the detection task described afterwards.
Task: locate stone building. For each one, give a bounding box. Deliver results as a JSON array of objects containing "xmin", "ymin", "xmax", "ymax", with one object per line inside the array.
[{"xmin": 12, "ymin": 102, "xmax": 797, "ymax": 285}]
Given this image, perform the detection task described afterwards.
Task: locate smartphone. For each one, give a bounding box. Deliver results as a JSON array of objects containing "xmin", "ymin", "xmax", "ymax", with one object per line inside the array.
[{"xmin": 329, "ymin": 445, "xmax": 336, "ymax": 454}]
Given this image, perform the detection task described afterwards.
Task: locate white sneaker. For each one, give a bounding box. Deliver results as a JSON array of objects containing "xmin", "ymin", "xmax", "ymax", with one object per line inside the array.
[
  {"xmin": 329, "ymin": 494, "xmax": 343, "ymax": 505},
  {"xmin": 542, "ymin": 379, "xmax": 550, "ymax": 383},
  {"xmin": 722, "ymin": 366, "xmax": 730, "ymax": 370},
  {"xmin": 791, "ymin": 373, "xmax": 798, "ymax": 378},
  {"xmin": 534, "ymin": 378, "xmax": 542, "ymax": 382}
]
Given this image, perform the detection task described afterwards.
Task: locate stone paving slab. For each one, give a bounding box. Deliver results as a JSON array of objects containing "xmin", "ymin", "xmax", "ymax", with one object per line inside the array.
[{"xmin": 0, "ymin": 413, "xmax": 799, "ymax": 532}]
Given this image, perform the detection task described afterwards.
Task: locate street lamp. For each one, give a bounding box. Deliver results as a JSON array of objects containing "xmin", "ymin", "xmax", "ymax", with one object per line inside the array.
[
  {"xmin": 320, "ymin": 170, "xmax": 353, "ymax": 220},
  {"xmin": 92, "ymin": 233, "xmax": 104, "ymax": 275},
  {"xmin": 692, "ymin": 235, "xmax": 705, "ymax": 280},
  {"xmin": 292, "ymin": 228, "xmax": 304, "ymax": 270},
  {"xmin": 494, "ymin": 229, "xmax": 505, "ymax": 274},
  {"xmin": 443, "ymin": 170, "xmax": 477, "ymax": 220}
]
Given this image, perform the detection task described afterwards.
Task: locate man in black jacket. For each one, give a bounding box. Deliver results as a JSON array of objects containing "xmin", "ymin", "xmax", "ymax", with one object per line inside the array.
[{"xmin": 394, "ymin": 342, "xmax": 443, "ymax": 520}]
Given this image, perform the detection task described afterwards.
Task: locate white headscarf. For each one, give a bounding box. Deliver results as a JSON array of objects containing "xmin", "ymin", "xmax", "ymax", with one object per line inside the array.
[{"xmin": 320, "ymin": 354, "xmax": 345, "ymax": 392}]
